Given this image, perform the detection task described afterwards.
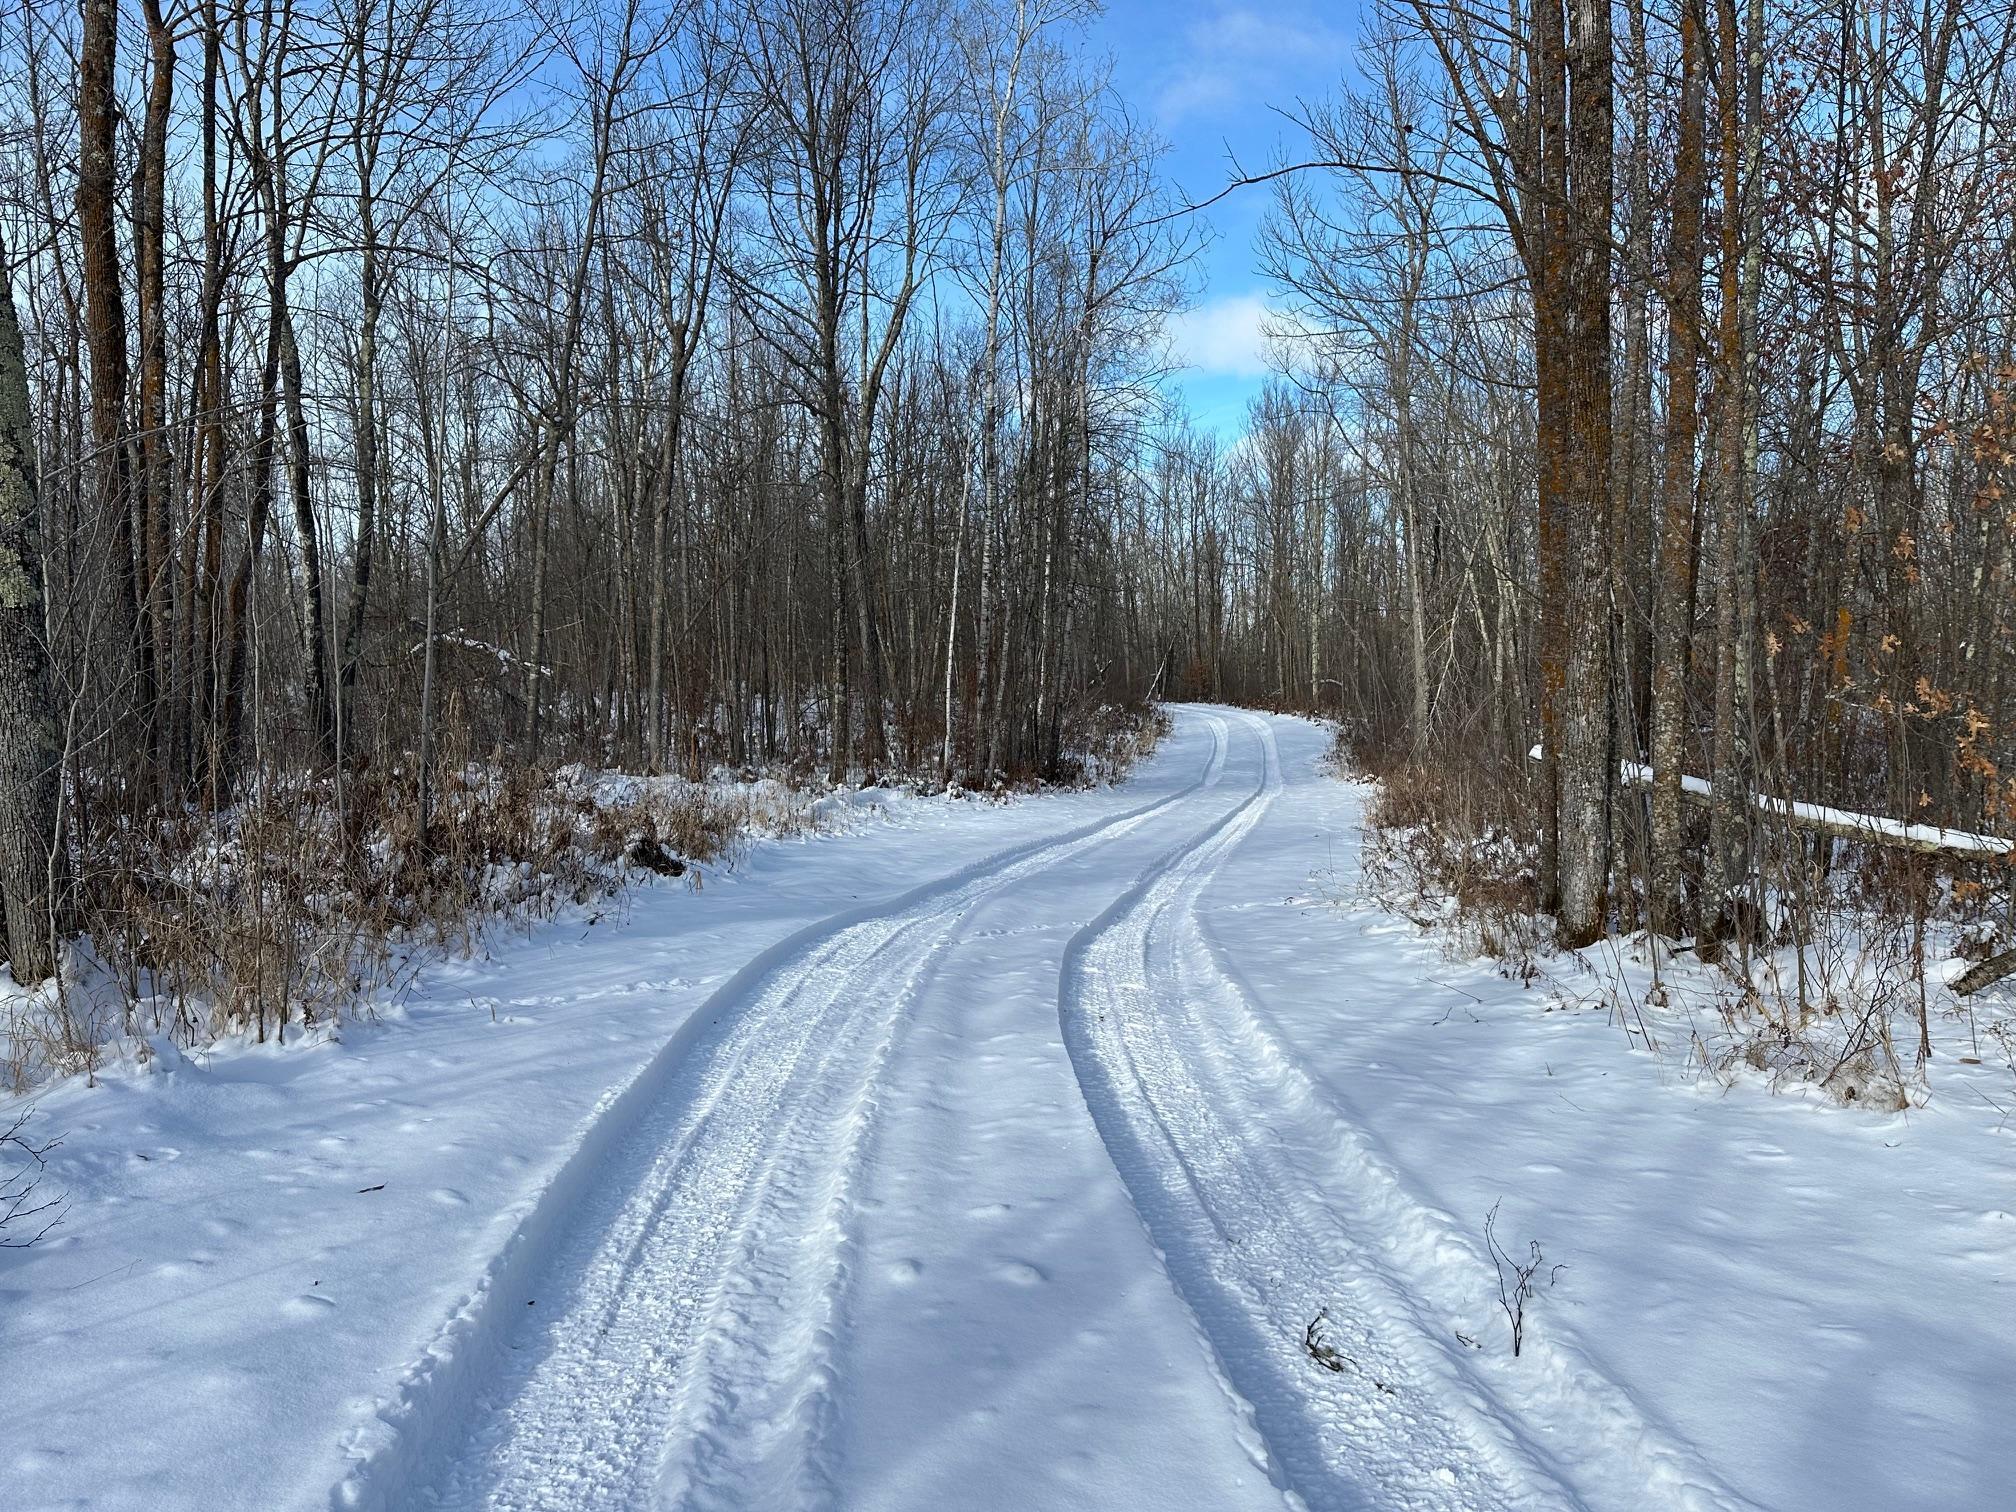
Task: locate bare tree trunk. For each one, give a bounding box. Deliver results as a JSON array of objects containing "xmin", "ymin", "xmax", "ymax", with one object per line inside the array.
[
  {"xmin": 135, "ymin": 0, "xmax": 176, "ymax": 779},
  {"xmin": 188, "ymin": 2, "xmax": 228, "ymax": 791},
  {"xmin": 1394, "ymin": 295, "xmax": 1431, "ymax": 754},
  {"xmin": 646, "ymin": 324, "xmax": 689, "ymax": 773},
  {"xmin": 848, "ymin": 454, "xmax": 892, "ymax": 773},
  {"xmin": 942, "ymin": 418, "xmax": 973, "ymax": 780},
  {"xmin": 76, "ymin": 0, "xmax": 141, "ymax": 754},
  {"xmin": 525, "ymin": 429, "xmax": 556, "ymax": 760},
  {"xmin": 0, "ymin": 252, "xmax": 69, "ymax": 981},
  {"xmin": 340, "ymin": 284, "xmax": 382, "ymax": 759},
  {"xmin": 1552, "ymin": 0, "xmax": 1616, "ymax": 945},
  {"xmin": 279, "ymin": 306, "xmax": 336, "ymax": 763},
  {"xmin": 340, "ymin": 23, "xmax": 386, "ymax": 758},
  {"xmin": 1531, "ymin": 0, "xmax": 1569, "ymax": 917},
  {"xmin": 217, "ymin": 291, "xmax": 284, "ymax": 793},
  {"xmin": 1707, "ymin": 0, "xmax": 1752, "ymax": 938},
  {"xmin": 1649, "ymin": 0, "xmax": 1705, "ymax": 937}
]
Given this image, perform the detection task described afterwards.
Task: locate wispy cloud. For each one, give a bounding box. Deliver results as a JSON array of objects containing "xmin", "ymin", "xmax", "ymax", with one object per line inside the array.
[
  {"xmin": 1152, "ymin": 6, "xmax": 1353, "ymax": 128},
  {"xmin": 1166, "ymin": 292, "xmax": 1277, "ymax": 379}
]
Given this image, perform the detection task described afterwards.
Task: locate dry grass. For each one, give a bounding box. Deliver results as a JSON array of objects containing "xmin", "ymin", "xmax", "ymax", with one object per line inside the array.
[
  {"xmin": 1063, "ymin": 701, "xmax": 1171, "ymax": 787},
  {"xmin": 5, "ymin": 701, "xmax": 1170, "ymax": 1093},
  {"xmin": 5, "ymin": 763, "xmax": 780, "ymax": 1092},
  {"xmin": 947, "ymin": 700, "xmax": 1169, "ymax": 794},
  {"xmin": 1359, "ymin": 761, "xmax": 1551, "ymax": 983},
  {"xmin": 1350, "ymin": 738, "xmax": 2014, "ymax": 1110}
]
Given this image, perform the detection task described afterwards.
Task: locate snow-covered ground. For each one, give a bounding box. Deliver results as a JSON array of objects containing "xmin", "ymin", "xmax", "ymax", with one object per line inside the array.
[{"xmin": 3, "ymin": 707, "xmax": 2010, "ymax": 1511}]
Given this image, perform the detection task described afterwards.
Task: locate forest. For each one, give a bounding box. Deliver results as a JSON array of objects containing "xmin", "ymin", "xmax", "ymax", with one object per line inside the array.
[
  {"xmin": 2, "ymin": 0, "xmax": 2014, "ymax": 1033},
  {"xmin": 4, "ymin": 2, "xmax": 2016, "ymax": 1505}
]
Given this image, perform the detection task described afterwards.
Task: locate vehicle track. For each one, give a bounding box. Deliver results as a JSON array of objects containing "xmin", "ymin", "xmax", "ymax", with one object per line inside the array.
[
  {"xmin": 1191, "ymin": 859, "xmax": 1762, "ymax": 1510},
  {"xmin": 1060, "ymin": 711, "xmax": 1555, "ymax": 1511},
  {"xmin": 372, "ymin": 715, "xmax": 1239, "ymax": 1512},
  {"xmin": 1061, "ymin": 712, "xmax": 1759, "ymax": 1512}
]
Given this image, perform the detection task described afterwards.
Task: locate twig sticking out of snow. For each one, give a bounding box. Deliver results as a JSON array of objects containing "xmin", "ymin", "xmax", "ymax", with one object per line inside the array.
[
  {"xmin": 1, "ymin": 1109, "xmax": 65, "ymax": 1247},
  {"xmin": 1484, "ymin": 1200, "xmax": 1562, "ymax": 1358}
]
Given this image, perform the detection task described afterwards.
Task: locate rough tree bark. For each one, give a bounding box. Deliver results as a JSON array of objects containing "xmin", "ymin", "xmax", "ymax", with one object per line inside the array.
[
  {"xmin": 0, "ymin": 250, "xmax": 69, "ymax": 982},
  {"xmin": 76, "ymin": 0, "xmax": 141, "ymax": 741},
  {"xmin": 1551, "ymin": 0, "xmax": 1617, "ymax": 946},
  {"xmin": 1649, "ymin": 0, "xmax": 1705, "ymax": 936}
]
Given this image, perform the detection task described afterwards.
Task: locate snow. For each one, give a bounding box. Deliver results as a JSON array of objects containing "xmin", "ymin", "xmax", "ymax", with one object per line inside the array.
[
  {"xmin": 417, "ymin": 632, "xmax": 551, "ymax": 678},
  {"xmin": 4, "ymin": 709, "xmax": 2010, "ymax": 1511}
]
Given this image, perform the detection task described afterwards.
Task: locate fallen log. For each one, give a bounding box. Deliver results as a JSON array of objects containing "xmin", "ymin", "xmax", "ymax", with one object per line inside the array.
[
  {"xmin": 1525, "ymin": 748, "xmax": 2016, "ymax": 990},
  {"xmin": 1527, "ymin": 746, "xmax": 2015, "ymax": 862},
  {"xmin": 1953, "ymin": 948, "xmax": 2016, "ymax": 998}
]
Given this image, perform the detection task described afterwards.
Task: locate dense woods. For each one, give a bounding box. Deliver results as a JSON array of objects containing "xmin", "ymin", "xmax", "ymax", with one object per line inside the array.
[
  {"xmin": 1, "ymin": 0, "xmax": 2014, "ymax": 1001},
  {"xmin": 0, "ymin": 0, "xmax": 1206, "ymax": 1001},
  {"xmin": 1198, "ymin": 0, "xmax": 2016, "ymax": 968}
]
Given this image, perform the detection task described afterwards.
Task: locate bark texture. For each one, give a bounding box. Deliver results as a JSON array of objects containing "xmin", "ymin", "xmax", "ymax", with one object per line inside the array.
[{"xmin": 0, "ymin": 264, "xmax": 68, "ymax": 982}]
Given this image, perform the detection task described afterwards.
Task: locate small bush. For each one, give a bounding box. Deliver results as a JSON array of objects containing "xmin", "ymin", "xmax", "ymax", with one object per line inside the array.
[
  {"xmin": 1350, "ymin": 735, "xmax": 2014, "ymax": 1108},
  {"xmin": 3, "ymin": 762, "xmax": 784, "ymax": 1091},
  {"xmin": 1484, "ymin": 1200, "xmax": 1562, "ymax": 1358},
  {"xmin": 1360, "ymin": 761, "xmax": 1549, "ymax": 981}
]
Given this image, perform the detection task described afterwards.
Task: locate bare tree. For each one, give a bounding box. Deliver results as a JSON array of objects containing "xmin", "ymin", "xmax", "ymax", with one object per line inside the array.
[{"xmin": 0, "ymin": 237, "xmax": 68, "ymax": 982}]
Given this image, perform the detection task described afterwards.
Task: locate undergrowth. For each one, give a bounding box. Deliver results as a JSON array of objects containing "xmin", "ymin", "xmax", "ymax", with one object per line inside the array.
[
  {"xmin": 1344, "ymin": 727, "xmax": 2016, "ymax": 1110},
  {"xmin": 3, "ymin": 702, "xmax": 1168, "ymax": 1093},
  {"xmin": 5, "ymin": 764, "xmax": 768, "ymax": 1091}
]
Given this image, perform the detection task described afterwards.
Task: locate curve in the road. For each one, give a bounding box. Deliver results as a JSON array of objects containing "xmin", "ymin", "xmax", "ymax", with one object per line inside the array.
[
  {"xmin": 1059, "ymin": 710, "xmax": 1562, "ymax": 1512},
  {"xmin": 336, "ymin": 714, "xmax": 1241, "ymax": 1512}
]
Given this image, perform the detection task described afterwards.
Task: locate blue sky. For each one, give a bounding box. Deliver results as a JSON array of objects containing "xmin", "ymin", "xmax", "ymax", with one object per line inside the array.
[{"xmin": 1085, "ymin": 1, "xmax": 1365, "ymax": 436}]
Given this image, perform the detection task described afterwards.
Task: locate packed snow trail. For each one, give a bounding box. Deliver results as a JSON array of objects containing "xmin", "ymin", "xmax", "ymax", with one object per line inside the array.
[
  {"xmin": 373, "ymin": 708, "xmax": 1742, "ymax": 1512},
  {"xmin": 1060, "ymin": 716, "xmax": 1757, "ymax": 1512},
  {"xmin": 382, "ymin": 711, "xmax": 1284, "ymax": 1512}
]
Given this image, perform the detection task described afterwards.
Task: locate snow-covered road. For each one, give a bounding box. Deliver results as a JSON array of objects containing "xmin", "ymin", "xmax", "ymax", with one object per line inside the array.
[
  {"xmin": 7, "ymin": 707, "xmax": 2013, "ymax": 1512},
  {"xmin": 405, "ymin": 711, "xmax": 1281, "ymax": 1512},
  {"xmin": 359, "ymin": 709, "xmax": 1736, "ymax": 1512}
]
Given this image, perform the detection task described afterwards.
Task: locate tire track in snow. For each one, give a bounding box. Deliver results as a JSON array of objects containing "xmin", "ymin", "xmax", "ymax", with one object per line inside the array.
[
  {"xmin": 1062, "ymin": 711, "xmax": 1761, "ymax": 1512},
  {"xmin": 1191, "ymin": 855, "xmax": 1762, "ymax": 1511},
  {"xmin": 662, "ymin": 714, "xmax": 1257, "ymax": 1509},
  {"xmin": 1060, "ymin": 711, "xmax": 1561, "ymax": 1512},
  {"xmin": 349, "ymin": 715, "xmax": 1237, "ymax": 1512}
]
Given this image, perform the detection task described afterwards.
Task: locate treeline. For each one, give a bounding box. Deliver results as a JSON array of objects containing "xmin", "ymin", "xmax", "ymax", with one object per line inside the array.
[
  {"xmin": 0, "ymin": 0, "xmax": 1200, "ymax": 983},
  {"xmin": 1150, "ymin": 0, "xmax": 2016, "ymax": 952},
  {"xmin": 4, "ymin": 0, "xmax": 2012, "ymax": 989}
]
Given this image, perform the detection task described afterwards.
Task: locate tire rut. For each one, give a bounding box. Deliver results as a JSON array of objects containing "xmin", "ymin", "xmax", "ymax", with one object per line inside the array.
[
  {"xmin": 1060, "ymin": 712, "xmax": 1562, "ymax": 1512},
  {"xmin": 393, "ymin": 717, "xmax": 1239, "ymax": 1511}
]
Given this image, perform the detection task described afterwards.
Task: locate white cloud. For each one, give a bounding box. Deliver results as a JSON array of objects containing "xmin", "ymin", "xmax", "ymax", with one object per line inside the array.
[
  {"xmin": 1153, "ymin": 7, "xmax": 1353, "ymax": 127},
  {"xmin": 1167, "ymin": 292, "xmax": 1276, "ymax": 378}
]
